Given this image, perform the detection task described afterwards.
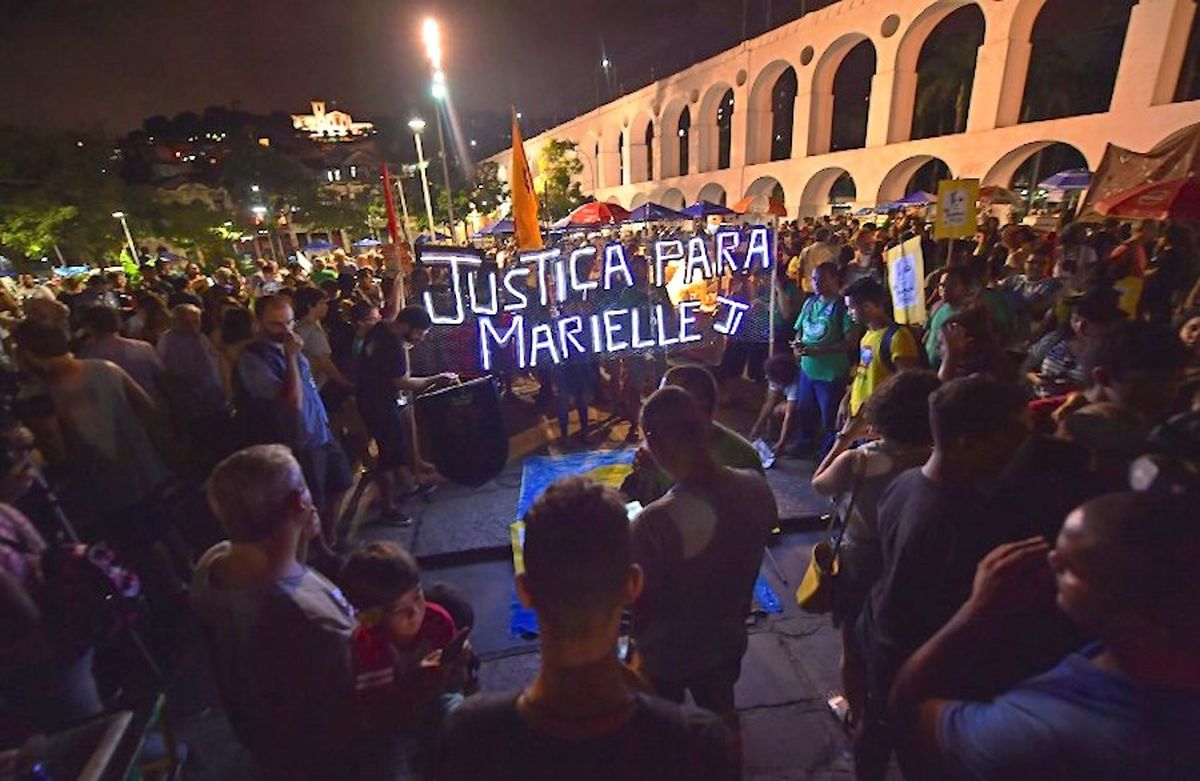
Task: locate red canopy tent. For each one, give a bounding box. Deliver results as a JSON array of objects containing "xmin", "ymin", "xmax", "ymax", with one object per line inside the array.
[
  {"xmin": 562, "ymin": 201, "xmax": 631, "ymax": 226},
  {"xmin": 1095, "ymin": 176, "xmax": 1200, "ymax": 221}
]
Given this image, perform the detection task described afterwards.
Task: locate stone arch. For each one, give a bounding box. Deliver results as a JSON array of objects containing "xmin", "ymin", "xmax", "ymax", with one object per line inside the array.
[
  {"xmin": 696, "ymin": 182, "xmax": 727, "ymax": 206},
  {"xmin": 597, "ymin": 125, "xmax": 623, "ymax": 189},
  {"xmin": 911, "ymin": 4, "xmax": 986, "ymax": 140},
  {"xmin": 579, "ymin": 131, "xmax": 601, "ymax": 191},
  {"xmin": 630, "ymin": 191, "xmax": 651, "ymax": 209},
  {"xmin": 982, "ymin": 140, "xmax": 1089, "ymax": 189},
  {"xmin": 878, "ymin": 155, "xmax": 953, "ymax": 203},
  {"xmin": 698, "ymin": 82, "xmax": 735, "ymax": 172},
  {"xmin": 659, "ymin": 187, "xmax": 686, "ymax": 210},
  {"xmin": 746, "ymin": 60, "xmax": 798, "ymax": 165},
  {"xmin": 745, "ymin": 175, "xmax": 786, "ymax": 207},
  {"xmin": 629, "ymin": 110, "xmax": 656, "ymax": 183},
  {"xmin": 1019, "ymin": 0, "xmax": 1136, "ymax": 123},
  {"xmin": 800, "ymin": 167, "xmax": 858, "ymax": 217},
  {"xmin": 811, "ymin": 33, "xmax": 878, "ymax": 154},
  {"xmin": 605, "ymin": 194, "xmax": 625, "ymax": 207},
  {"xmin": 660, "ymin": 96, "xmax": 691, "ymax": 178},
  {"xmin": 890, "ymin": 1, "xmax": 990, "ymax": 144}
]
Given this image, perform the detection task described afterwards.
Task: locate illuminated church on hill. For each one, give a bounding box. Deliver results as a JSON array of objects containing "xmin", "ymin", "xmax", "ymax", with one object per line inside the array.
[{"xmin": 291, "ymin": 101, "xmax": 375, "ymax": 142}]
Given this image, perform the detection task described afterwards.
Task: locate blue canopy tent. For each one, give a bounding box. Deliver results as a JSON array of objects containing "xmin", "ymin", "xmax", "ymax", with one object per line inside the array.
[
  {"xmin": 415, "ymin": 232, "xmax": 453, "ymax": 245},
  {"xmin": 624, "ymin": 202, "xmax": 688, "ymax": 222},
  {"xmin": 894, "ymin": 191, "xmax": 936, "ymax": 206},
  {"xmin": 682, "ymin": 200, "xmax": 736, "ymax": 218},
  {"xmin": 302, "ymin": 240, "xmax": 336, "ymax": 252},
  {"xmin": 352, "ymin": 237, "xmax": 382, "ymax": 248},
  {"xmin": 472, "ymin": 218, "xmax": 515, "ymax": 238},
  {"xmin": 1038, "ymin": 169, "xmax": 1091, "ymax": 190}
]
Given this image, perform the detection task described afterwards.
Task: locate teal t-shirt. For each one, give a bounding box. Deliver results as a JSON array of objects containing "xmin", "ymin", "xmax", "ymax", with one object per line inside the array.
[
  {"xmin": 924, "ymin": 302, "xmax": 959, "ymax": 369},
  {"xmin": 793, "ymin": 295, "xmax": 853, "ymax": 382}
]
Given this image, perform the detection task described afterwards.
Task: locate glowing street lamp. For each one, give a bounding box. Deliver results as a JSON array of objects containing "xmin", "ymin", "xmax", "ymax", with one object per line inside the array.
[
  {"xmin": 422, "ymin": 17, "xmax": 456, "ymax": 235},
  {"xmin": 408, "ymin": 118, "xmax": 437, "ymax": 235},
  {"xmin": 111, "ymin": 210, "xmax": 139, "ymax": 264}
]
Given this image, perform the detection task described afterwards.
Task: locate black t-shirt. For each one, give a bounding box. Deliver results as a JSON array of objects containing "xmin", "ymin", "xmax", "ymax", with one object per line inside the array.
[
  {"xmin": 857, "ymin": 469, "xmax": 1002, "ymax": 695},
  {"xmin": 437, "ymin": 691, "xmax": 738, "ymax": 781},
  {"xmin": 356, "ymin": 322, "xmax": 407, "ymax": 417}
]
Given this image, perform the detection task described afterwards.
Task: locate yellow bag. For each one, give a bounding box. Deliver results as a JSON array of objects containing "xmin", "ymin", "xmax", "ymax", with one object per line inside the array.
[{"xmin": 796, "ymin": 453, "xmax": 865, "ymax": 614}]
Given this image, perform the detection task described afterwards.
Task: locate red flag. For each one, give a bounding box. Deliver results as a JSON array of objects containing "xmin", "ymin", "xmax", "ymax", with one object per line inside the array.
[{"xmin": 381, "ymin": 162, "xmax": 401, "ymax": 247}]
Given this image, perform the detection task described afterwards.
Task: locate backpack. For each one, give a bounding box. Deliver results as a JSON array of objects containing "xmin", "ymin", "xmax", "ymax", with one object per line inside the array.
[{"xmin": 879, "ymin": 323, "xmax": 930, "ymax": 373}]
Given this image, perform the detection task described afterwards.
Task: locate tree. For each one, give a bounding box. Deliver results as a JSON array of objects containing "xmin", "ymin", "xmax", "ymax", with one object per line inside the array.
[
  {"xmin": 220, "ymin": 138, "xmax": 316, "ymax": 219},
  {"xmin": 912, "ymin": 31, "xmax": 981, "ymax": 139},
  {"xmin": 469, "ymin": 160, "xmax": 509, "ymax": 215},
  {"xmin": 538, "ymin": 138, "xmax": 586, "ymax": 220}
]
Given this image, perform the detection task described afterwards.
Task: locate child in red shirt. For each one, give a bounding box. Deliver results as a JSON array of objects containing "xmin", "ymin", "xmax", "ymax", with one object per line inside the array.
[{"xmin": 340, "ymin": 542, "xmax": 465, "ymax": 737}]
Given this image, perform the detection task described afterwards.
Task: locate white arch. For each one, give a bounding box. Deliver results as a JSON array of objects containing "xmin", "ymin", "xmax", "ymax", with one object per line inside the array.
[
  {"xmin": 659, "ymin": 96, "xmax": 691, "ymax": 178},
  {"xmin": 745, "ymin": 174, "xmax": 786, "ymax": 203},
  {"xmin": 889, "ymin": 1, "xmax": 990, "ymax": 143},
  {"xmin": 696, "ymin": 182, "xmax": 727, "ymax": 206},
  {"xmin": 630, "ymin": 109, "xmax": 656, "ymax": 183},
  {"xmin": 659, "ymin": 187, "xmax": 686, "ymax": 209},
  {"xmin": 605, "ymin": 194, "xmax": 625, "ymax": 206},
  {"xmin": 697, "ymin": 82, "xmax": 735, "ymax": 173},
  {"xmin": 982, "ymin": 140, "xmax": 1088, "ymax": 188},
  {"xmin": 810, "ymin": 34, "xmax": 877, "ymax": 155},
  {"xmin": 579, "ymin": 131, "xmax": 601, "ymax": 191},
  {"xmin": 800, "ymin": 167, "xmax": 857, "ymax": 217},
  {"xmin": 877, "ymin": 154, "xmax": 953, "ymax": 202},
  {"xmin": 630, "ymin": 191, "xmax": 651, "ymax": 209},
  {"xmin": 746, "ymin": 60, "xmax": 797, "ymax": 165}
]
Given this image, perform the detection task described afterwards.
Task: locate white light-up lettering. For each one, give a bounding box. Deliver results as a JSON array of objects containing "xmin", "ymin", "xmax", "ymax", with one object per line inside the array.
[
  {"xmin": 678, "ymin": 300, "xmax": 703, "ymax": 343},
  {"xmin": 557, "ymin": 316, "xmax": 587, "ymax": 357},
  {"xmin": 684, "ymin": 237, "xmax": 714, "ymax": 285},
  {"xmin": 569, "ymin": 247, "xmax": 598, "ymax": 299},
  {"xmin": 602, "ymin": 308, "xmax": 630, "ymax": 352},
  {"xmin": 655, "ymin": 304, "xmax": 679, "ymax": 347},
  {"xmin": 714, "ymin": 231, "xmax": 740, "ymax": 276},
  {"xmin": 478, "ymin": 315, "xmax": 525, "ymax": 371},
  {"xmin": 653, "ymin": 240, "xmax": 684, "ymax": 287},
  {"xmin": 467, "ymin": 270, "xmax": 499, "ymax": 316},
  {"xmin": 744, "ymin": 226, "xmax": 773, "ymax": 271},
  {"xmin": 712, "ymin": 296, "xmax": 751, "ymax": 336},
  {"xmin": 421, "ymin": 252, "xmax": 480, "ymax": 324},
  {"xmin": 602, "ymin": 244, "xmax": 634, "ymax": 290},
  {"xmin": 522, "ymin": 248, "xmax": 560, "ymax": 306},
  {"xmin": 528, "ymin": 322, "xmax": 561, "ymax": 367},
  {"xmin": 502, "ymin": 267, "xmax": 530, "ymax": 312},
  {"xmin": 629, "ymin": 307, "xmax": 655, "ymax": 349}
]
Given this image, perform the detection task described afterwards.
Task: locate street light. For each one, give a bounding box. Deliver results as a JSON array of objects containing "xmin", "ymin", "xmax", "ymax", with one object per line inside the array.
[
  {"xmin": 112, "ymin": 211, "xmax": 138, "ymax": 264},
  {"xmin": 408, "ymin": 118, "xmax": 437, "ymax": 235},
  {"xmin": 422, "ymin": 17, "xmax": 456, "ymax": 236}
]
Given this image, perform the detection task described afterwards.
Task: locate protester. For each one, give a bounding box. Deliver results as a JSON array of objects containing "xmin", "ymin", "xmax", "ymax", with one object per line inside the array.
[
  {"xmin": 936, "ymin": 305, "xmax": 1018, "ymax": 384},
  {"xmin": 631, "ymin": 386, "xmax": 777, "ymax": 737},
  {"xmin": 77, "ymin": 304, "xmax": 164, "ymax": 401},
  {"xmin": 357, "ymin": 305, "xmax": 456, "ymax": 525},
  {"xmin": 892, "ymin": 492, "xmax": 1200, "ymax": 779},
  {"xmin": 923, "ymin": 265, "xmax": 971, "ymax": 370},
  {"xmin": 840, "ymin": 277, "xmax": 919, "ymax": 427},
  {"xmin": 853, "ymin": 376, "xmax": 1029, "ymax": 779},
  {"xmin": 791, "ymin": 261, "xmax": 858, "ymax": 458},
  {"xmin": 438, "ymin": 476, "xmax": 738, "ymax": 780},
  {"xmin": 192, "ymin": 445, "xmax": 356, "ymax": 780},
  {"xmin": 235, "ymin": 295, "xmax": 353, "ymax": 552}
]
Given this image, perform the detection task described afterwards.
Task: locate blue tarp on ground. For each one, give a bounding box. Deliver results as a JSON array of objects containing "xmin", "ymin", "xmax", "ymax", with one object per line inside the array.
[{"xmin": 509, "ymin": 449, "xmax": 782, "ymax": 638}]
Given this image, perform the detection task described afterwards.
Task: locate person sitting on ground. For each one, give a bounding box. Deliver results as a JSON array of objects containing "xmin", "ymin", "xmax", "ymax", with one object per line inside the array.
[
  {"xmin": 191, "ymin": 445, "xmax": 356, "ymax": 781},
  {"xmin": 437, "ymin": 476, "xmax": 738, "ymax": 780},
  {"xmin": 341, "ymin": 542, "xmax": 470, "ymax": 771},
  {"xmin": 810, "ymin": 371, "xmax": 940, "ymax": 729},
  {"xmin": 748, "ymin": 354, "xmax": 801, "ymax": 456},
  {"xmin": 629, "ymin": 365, "xmax": 762, "ymax": 505},
  {"xmin": 891, "ymin": 492, "xmax": 1200, "ymax": 780},
  {"xmin": 632, "ymin": 386, "xmax": 778, "ymax": 739},
  {"xmin": 356, "ymin": 305, "xmax": 458, "ymax": 525},
  {"xmin": 840, "ymin": 276, "xmax": 920, "ymax": 429}
]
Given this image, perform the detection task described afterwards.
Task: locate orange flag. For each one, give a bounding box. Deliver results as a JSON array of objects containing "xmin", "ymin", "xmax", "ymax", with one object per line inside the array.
[{"xmin": 510, "ymin": 108, "xmax": 544, "ymax": 251}]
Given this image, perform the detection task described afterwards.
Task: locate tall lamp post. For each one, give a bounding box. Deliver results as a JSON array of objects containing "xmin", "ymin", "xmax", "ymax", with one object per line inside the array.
[
  {"xmin": 408, "ymin": 118, "xmax": 437, "ymax": 235},
  {"xmin": 423, "ymin": 19, "xmax": 456, "ymax": 238},
  {"xmin": 112, "ymin": 211, "xmax": 139, "ymax": 264}
]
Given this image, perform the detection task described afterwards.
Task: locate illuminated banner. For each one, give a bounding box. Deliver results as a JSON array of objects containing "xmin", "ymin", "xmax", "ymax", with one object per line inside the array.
[{"xmin": 415, "ymin": 226, "xmax": 775, "ymax": 373}]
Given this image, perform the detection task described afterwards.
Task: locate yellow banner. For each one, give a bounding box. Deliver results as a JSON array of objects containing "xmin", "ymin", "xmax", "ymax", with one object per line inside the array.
[
  {"xmin": 884, "ymin": 237, "xmax": 927, "ymax": 325},
  {"xmin": 510, "ymin": 109, "xmax": 544, "ymax": 251},
  {"xmin": 934, "ymin": 178, "xmax": 980, "ymax": 240}
]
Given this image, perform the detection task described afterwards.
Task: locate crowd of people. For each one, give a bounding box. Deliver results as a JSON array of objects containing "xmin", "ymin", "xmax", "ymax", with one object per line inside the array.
[{"xmin": 0, "ymin": 201, "xmax": 1196, "ymax": 779}]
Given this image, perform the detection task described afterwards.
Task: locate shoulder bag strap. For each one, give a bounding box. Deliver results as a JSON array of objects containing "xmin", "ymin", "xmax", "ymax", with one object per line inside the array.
[{"xmin": 829, "ymin": 450, "xmax": 868, "ymax": 558}]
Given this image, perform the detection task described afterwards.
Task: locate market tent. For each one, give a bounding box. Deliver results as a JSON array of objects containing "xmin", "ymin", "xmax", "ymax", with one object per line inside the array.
[
  {"xmin": 681, "ymin": 200, "xmax": 737, "ymax": 218},
  {"xmin": 562, "ymin": 201, "xmax": 630, "ymax": 226},
  {"xmin": 1095, "ymin": 176, "xmax": 1200, "ymax": 221},
  {"xmin": 1038, "ymin": 169, "xmax": 1091, "ymax": 190},
  {"xmin": 624, "ymin": 202, "xmax": 688, "ymax": 222},
  {"xmin": 731, "ymin": 194, "xmax": 787, "ymax": 216},
  {"xmin": 893, "ymin": 191, "xmax": 936, "ymax": 205}
]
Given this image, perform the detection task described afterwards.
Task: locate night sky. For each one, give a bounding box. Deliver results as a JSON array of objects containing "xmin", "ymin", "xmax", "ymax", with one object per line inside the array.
[{"xmin": 0, "ymin": 0, "xmax": 794, "ymax": 136}]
